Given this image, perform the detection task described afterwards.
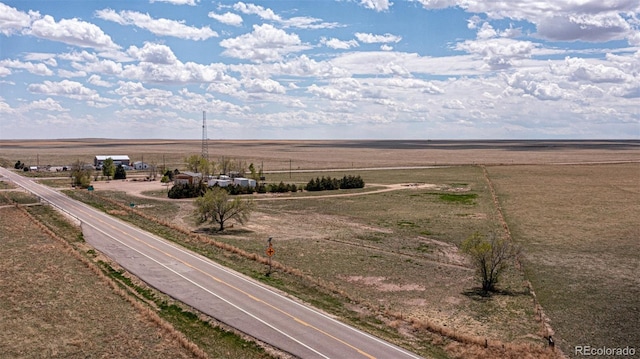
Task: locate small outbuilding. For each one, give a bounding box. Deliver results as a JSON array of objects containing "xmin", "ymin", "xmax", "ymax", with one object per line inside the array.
[
  {"xmin": 174, "ymin": 171, "xmax": 202, "ymax": 185},
  {"xmin": 233, "ymin": 177, "xmax": 256, "ymax": 188},
  {"xmin": 133, "ymin": 161, "xmax": 150, "ymax": 170}
]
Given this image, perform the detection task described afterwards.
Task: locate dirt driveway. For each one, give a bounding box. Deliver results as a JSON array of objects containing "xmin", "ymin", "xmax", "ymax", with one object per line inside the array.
[{"xmin": 90, "ymin": 179, "xmax": 440, "ymax": 202}]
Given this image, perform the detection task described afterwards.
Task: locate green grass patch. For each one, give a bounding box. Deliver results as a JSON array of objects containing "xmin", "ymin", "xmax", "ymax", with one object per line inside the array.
[
  {"xmin": 26, "ymin": 205, "xmax": 83, "ymax": 243},
  {"xmin": 3, "ymin": 191, "xmax": 39, "ymax": 205},
  {"xmin": 0, "ymin": 181, "xmax": 16, "ymax": 190},
  {"xmin": 37, "ymin": 178, "xmax": 73, "ymax": 188},
  {"xmin": 416, "ymin": 243, "xmax": 432, "ymax": 253},
  {"xmin": 397, "ymin": 219, "xmax": 417, "ymax": 228}
]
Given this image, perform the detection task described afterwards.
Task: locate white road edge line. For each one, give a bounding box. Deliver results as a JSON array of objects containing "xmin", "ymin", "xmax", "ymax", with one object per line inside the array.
[{"xmin": 4, "ymin": 168, "xmax": 423, "ymax": 359}]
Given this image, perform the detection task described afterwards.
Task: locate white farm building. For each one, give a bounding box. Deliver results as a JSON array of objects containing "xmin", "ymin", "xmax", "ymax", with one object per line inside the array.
[
  {"xmin": 233, "ymin": 177, "xmax": 256, "ymax": 188},
  {"xmin": 208, "ymin": 175, "xmax": 256, "ymax": 188},
  {"xmin": 133, "ymin": 161, "xmax": 150, "ymax": 170},
  {"xmin": 94, "ymin": 155, "xmax": 130, "ymax": 169}
]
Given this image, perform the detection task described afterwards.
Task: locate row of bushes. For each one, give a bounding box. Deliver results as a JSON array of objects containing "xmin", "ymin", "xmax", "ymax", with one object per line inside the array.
[
  {"xmin": 305, "ymin": 175, "xmax": 365, "ymax": 191},
  {"xmin": 168, "ymin": 182, "xmax": 299, "ymax": 198},
  {"xmin": 167, "ymin": 183, "xmax": 207, "ymax": 199},
  {"xmin": 169, "ymin": 175, "xmax": 364, "ymax": 199},
  {"xmin": 224, "ymin": 182, "xmax": 299, "ymax": 195}
]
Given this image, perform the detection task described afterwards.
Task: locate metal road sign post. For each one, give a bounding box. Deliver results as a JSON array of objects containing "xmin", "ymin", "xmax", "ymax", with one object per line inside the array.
[{"xmin": 266, "ymin": 237, "xmax": 275, "ymax": 276}]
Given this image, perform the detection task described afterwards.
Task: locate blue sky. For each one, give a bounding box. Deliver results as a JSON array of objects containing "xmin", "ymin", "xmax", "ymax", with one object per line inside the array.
[{"xmin": 0, "ymin": 0, "xmax": 638, "ymax": 139}]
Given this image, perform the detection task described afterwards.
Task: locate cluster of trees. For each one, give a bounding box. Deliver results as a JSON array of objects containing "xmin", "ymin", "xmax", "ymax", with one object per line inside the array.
[
  {"xmin": 183, "ymin": 155, "xmax": 261, "ymax": 179},
  {"xmin": 114, "ymin": 165, "xmax": 127, "ymax": 180},
  {"xmin": 262, "ymin": 182, "xmax": 298, "ymax": 193},
  {"xmin": 168, "ymin": 182, "xmax": 207, "ymax": 199},
  {"xmin": 217, "ymin": 182, "xmax": 298, "ymax": 195},
  {"xmin": 100, "ymin": 158, "xmax": 127, "ymax": 180},
  {"xmin": 14, "ymin": 161, "xmax": 29, "ymax": 171},
  {"xmin": 305, "ymin": 175, "xmax": 365, "ymax": 191}
]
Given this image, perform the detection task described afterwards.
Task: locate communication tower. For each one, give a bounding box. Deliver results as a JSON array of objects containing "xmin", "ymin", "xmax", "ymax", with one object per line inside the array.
[{"xmin": 201, "ymin": 111, "xmax": 209, "ymax": 162}]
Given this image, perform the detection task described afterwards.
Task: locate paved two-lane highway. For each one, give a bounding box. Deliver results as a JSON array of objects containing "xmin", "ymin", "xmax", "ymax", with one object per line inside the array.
[{"xmin": 0, "ymin": 167, "xmax": 423, "ymax": 359}]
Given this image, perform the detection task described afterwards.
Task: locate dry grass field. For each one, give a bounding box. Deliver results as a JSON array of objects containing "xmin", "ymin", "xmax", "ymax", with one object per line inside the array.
[
  {"xmin": 0, "ymin": 206, "xmax": 196, "ymax": 358},
  {"xmin": 1, "ymin": 139, "xmax": 638, "ymax": 358},
  {"xmin": 487, "ymin": 164, "xmax": 640, "ymax": 357},
  {"xmin": 1, "ymin": 139, "xmax": 638, "ymax": 172}
]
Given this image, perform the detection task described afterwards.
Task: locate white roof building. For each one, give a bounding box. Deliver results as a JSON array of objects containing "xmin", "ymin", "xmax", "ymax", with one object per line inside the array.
[{"xmin": 94, "ymin": 155, "xmax": 130, "ymax": 167}]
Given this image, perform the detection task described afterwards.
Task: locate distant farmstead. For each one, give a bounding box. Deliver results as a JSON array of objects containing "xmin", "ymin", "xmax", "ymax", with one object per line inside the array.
[{"xmin": 94, "ymin": 155, "xmax": 130, "ymax": 168}]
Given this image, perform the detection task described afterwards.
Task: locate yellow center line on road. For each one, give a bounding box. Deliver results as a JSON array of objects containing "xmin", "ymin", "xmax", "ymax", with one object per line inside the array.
[{"xmin": 72, "ymin": 203, "xmax": 377, "ymax": 359}]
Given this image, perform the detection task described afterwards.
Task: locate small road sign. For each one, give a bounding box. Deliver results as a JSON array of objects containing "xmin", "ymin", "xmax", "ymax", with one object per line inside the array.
[{"xmin": 266, "ymin": 246, "xmax": 275, "ymax": 257}]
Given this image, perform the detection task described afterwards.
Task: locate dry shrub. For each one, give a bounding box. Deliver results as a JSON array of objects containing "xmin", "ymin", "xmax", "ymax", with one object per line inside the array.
[
  {"xmin": 388, "ymin": 320, "xmax": 402, "ymax": 329},
  {"xmin": 445, "ymin": 340, "xmax": 560, "ymax": 359}
]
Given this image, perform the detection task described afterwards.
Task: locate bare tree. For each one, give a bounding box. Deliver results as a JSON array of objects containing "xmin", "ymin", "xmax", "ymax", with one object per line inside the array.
[
  {"xmin": 194, "ymin": 187, "xmax": 254, "ymax": 231},
  {"xmin": 461, "ymin": 231, "xmax": 517, "ymax": 292}
]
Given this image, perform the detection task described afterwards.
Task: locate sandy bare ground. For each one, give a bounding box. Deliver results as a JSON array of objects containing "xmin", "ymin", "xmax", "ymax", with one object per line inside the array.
[{"xmin": 90, "ymin": 178, "xmax": 168, "ymax": 198}]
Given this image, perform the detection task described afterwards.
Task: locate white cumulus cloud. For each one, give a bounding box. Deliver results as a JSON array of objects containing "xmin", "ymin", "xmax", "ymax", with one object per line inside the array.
[
  {"xmin": 455, "ymin": 38, "xmax": 537, "ymax": 70},
  {"xmin": 28, "ymin": 15, "xmax": 120, "ymax": 50},
  {"xmin": 321, "ymin": 37, "xmax": 359, "ymax": 50},
  {"xmin": 28, "ymin": 79, "xmax": 106, "ymax": 102},
  {"xmin": 26, "ymin": 97, "xmax": 68, "ymax": 112},
  {"xmin": 149, "ymin": 0, "xmax": 198, "ymax": 5},
  {"xmin": 87, "ymin": 75, "xmax": 112, "ymax": 87},
  {"xmin": 243, "ymin": 78, "xmax": 286, "ymax": 94},
  {"xmin": 359, "ymin": 0, "xmax": 393, "ymax": 12},
  {"xmin": 0, "ymin": 2, "xmax": 37, "ymax": 35},
  {"xmin": 0, "ymin": 59, "xmax": 53, "ymax": 76},
  {"xmin": 95, "ymin": 9, "xmax": 218, "ymax": 40},
  {"xmin": 232, "ymin": 2, "xmax": 339, "ymax": 29},
  {"xmin": 417, "ymin": 0, "xmax": 640, "ymax": 44},
  {"xmin": 127, "ymin": 43, "xmax": 178, "ymax": 65},
  {"xmin": 208, "ymin": 11, "xmax": 243, "ymax": 26},
  {"xmin": 233, "ymin": 2, "xmax": 281, "ymax": 21},
  {"xmin": 355, "ymin": 32, "xmax": 402, "ymax": 43},
  {"xmin": 220, "ymin": 24, "xmax": 311, "ymax": 63}
]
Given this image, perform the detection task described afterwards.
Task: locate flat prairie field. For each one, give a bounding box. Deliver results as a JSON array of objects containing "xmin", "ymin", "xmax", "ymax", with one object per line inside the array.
[
  {"xmin": 0, "ymin": 206, "xmax": 195, "ymax": 358},
  {"xmin": 1, "ymin": 139, "xmax": 638, "ymax": 171},
  {"xmin": 1, "ymin": 139, "xmax": 638, "ymax": 358},
  {"xmin": 487, "ymin": 163, "xmax": 640, "ymax": 357}
]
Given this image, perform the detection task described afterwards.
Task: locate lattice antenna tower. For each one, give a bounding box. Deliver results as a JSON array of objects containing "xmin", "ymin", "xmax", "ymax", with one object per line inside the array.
[{"xmin": 201, "ymin": 110, "xmax": 209, "ymax": 162}]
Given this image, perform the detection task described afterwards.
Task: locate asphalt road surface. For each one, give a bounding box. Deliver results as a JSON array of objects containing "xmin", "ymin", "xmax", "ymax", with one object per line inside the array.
[{"xmin": 0, "ymin": 167, "xmax": 423, "ymax": 359}]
